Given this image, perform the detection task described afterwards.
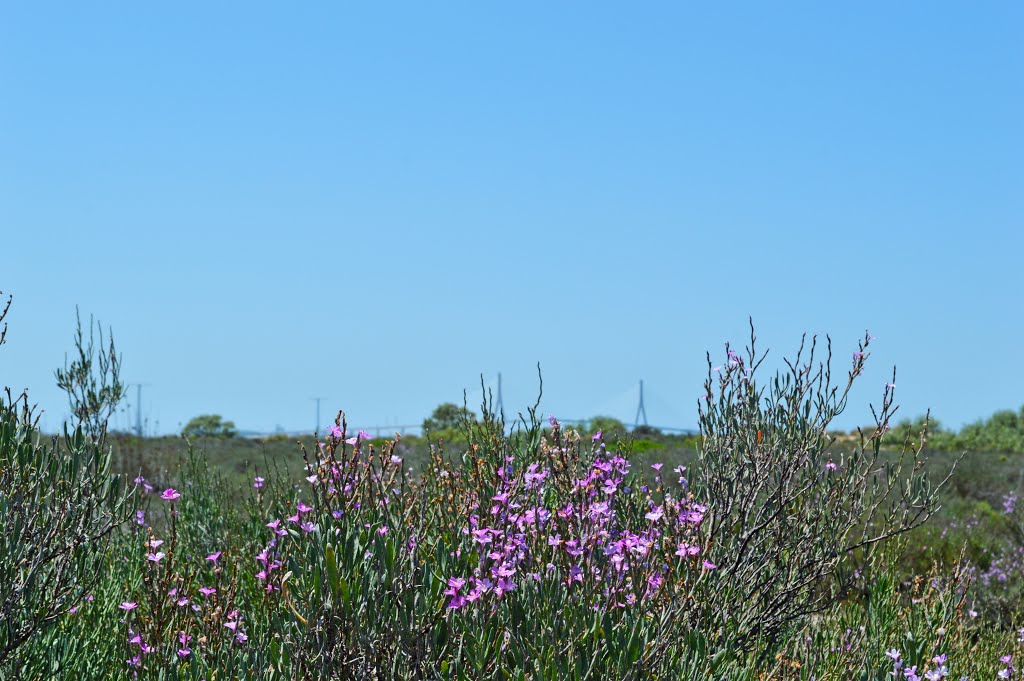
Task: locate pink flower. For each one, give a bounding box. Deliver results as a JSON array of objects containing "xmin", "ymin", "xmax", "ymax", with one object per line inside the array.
[
  {"xmin": 300, "ymin": 521, "xmax": 315, "ymax": 533},
  {"xmin": 119, "ymin": 601, "xmax": 138, "ymax": 611},
  {"xmin": 199, "ymin": 586, "xmax": 216, "ymax": 597},
  {"xmin": 591, "ymin": 431, "xmax": 602, "ymax": 441},
  {"xmin": 702, "ymin": 559, "xmax": 717, "ymax": 570},
  {"xmin": 305, "ymin": 474, "xmax": 318, "ymax": 484},
  {"xmin": 146, "ymin": 552, "xmax": 166, "ymax": 563},
  {"xmin": 252, "ymin": 476, "xmax": 265, "ymax": 489},
  {"xmin": 177, "ymin": 647, "xmax": 191, "ymax": 658},
  {"xmin": 327, "ymin": 425, "xmax": 343, "ymax": 438},
  {"xmin": 206, "ymin": 551, "xmax": 222, "ymax": 563},
  {"xmin": 296, "ymin": 501, "xmax": 312, "ymax": 515},
  {"xmin": 224, "ymin": 620, "xmax": 239, "ymax": 631},
  {"xmin": 161, "ymin": 488, "xmax": 181, "ymax": 501},
  {"xmin": 651, "ymin": 463, "xmax": 663, "ymax": 471}
]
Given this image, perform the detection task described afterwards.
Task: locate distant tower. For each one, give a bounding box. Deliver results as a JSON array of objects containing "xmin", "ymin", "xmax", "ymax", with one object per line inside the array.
[{"xmin": 634, "ymin": 379, "xmax": 648, "ymax": 427}]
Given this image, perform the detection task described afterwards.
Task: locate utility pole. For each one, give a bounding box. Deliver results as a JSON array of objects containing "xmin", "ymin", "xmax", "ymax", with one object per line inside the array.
[
  {"xmin": 634, "ymin": 379, "xmax": 648, "ymax": 427},
  {"xmin": 131, "ymin": 383, "xmax": 151, "ymax": 437},
  {"xmin": 311, "ymin": 397, "xmax": 327, "ymax": 435},
  {"xmin": 495, "ymin": 372, "xmax": 505, "ymax": 420}
]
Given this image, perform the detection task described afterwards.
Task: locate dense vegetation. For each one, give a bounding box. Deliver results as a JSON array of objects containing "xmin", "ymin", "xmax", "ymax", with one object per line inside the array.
[{"xmin": 5, "ymin": 299, "xmax": 1024, "ymax": 679}]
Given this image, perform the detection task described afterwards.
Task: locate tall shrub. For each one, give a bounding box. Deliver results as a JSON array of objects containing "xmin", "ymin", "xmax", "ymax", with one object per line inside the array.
[
  {"xmin": 693, "ymin": 323, "xmax": 957, "ymax": 650},
  {"xmin": 0, "ymin": 295, "xmax": 134, "ymax": 666}
]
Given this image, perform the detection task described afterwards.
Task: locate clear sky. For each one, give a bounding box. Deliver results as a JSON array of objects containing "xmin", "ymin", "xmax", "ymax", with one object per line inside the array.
[{"xmin": 1, "ymin": 3, "xmax": 1021, "ymax": 436}]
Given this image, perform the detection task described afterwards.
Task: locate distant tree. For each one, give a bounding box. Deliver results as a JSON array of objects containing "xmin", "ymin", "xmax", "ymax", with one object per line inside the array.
[
  {"xmin": 182, "ymin": 414, "xmax": 237, "ymax": 438},
  {"xmin": 631, "ymin": 424, "xmax": 662, "ymax": 439},
  {"xmin": 587, "ymin": 415, "xmax": 627, "ymax": 437},
  {"xmin": 422, "ymin": 403, "xmax": 476, "ymax": 433}
]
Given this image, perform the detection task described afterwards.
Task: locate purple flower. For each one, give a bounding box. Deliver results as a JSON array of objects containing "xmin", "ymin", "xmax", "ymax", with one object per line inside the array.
[
  {"xmin": 327, "ymin": 425, "xmax": 343, "ymax": 438},
  {"xmin": 296, "ymin": 501, "xmax": 313, "ymax": 515},
  {"xmin": 675, "ymin": 543, "xmax": 700, "ymax": 558},
  {"xmin": 160, "ymin": 488, "xmax": 181, "ymax": 501},
  {"xmin": 591, "ymin": 431, "xmax": 602, "ymax": 441},
  {"xmin": 206, "ymin": 551, "xmax": 222, "ymax": 563},
  {"xmin": 645, "ymin": 507, "xmax": 664, "ymax": 522},
  {"xmin": 177, "ymin": 647, "xmax": 191, "ymax": 658},
  {"xmin": 252, "ymin": 476, "xmax": 265, "ymax": 489},
  {"xmin": 199, "ymin": 586, "xmax": 216, "ymax": 598},
  {"xmin": 146, "ymin": 551, "xmax": 165, "ymax": 563},
  {"xmin": 300, "ymin": 521, "xmax": 315, "ymax": 534},
  {"xmin": 119, "ymin": 601, "xmax": 138, "ymax": 611},
  {"xmin": 651, "ymin": 463, "xmax": 663, "ymax": 471}
]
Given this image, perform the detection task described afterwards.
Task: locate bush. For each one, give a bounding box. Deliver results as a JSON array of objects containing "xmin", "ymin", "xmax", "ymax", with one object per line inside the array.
[
  {"xmin": 692, "ymin": 326, "xmax": 955, "ymax": 650},
  {"xmin": 0, "ymin": 295, "xmax": 134, "ymax": 666}
]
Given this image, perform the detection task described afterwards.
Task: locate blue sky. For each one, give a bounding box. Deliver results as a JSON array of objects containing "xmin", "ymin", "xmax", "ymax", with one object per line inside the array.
[{"xmin": 1, "ymin": 3, "xmax": 1021, "ymax": 436}]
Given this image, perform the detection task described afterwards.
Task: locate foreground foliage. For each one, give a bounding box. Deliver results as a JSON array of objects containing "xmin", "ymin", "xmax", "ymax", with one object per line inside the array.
[{"xmin": 4, "ymin": 303, "xmax": 1024, "ymax": 679}]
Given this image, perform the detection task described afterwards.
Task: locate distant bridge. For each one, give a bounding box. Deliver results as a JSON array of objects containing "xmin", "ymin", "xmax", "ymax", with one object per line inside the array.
[
  {"xmin": 239, "ymin": 377, "xmax": 701, "ymax": 440},
  {"xmin": 239, "ymin": 420, "xmax": 698, "ymax": 440}
]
